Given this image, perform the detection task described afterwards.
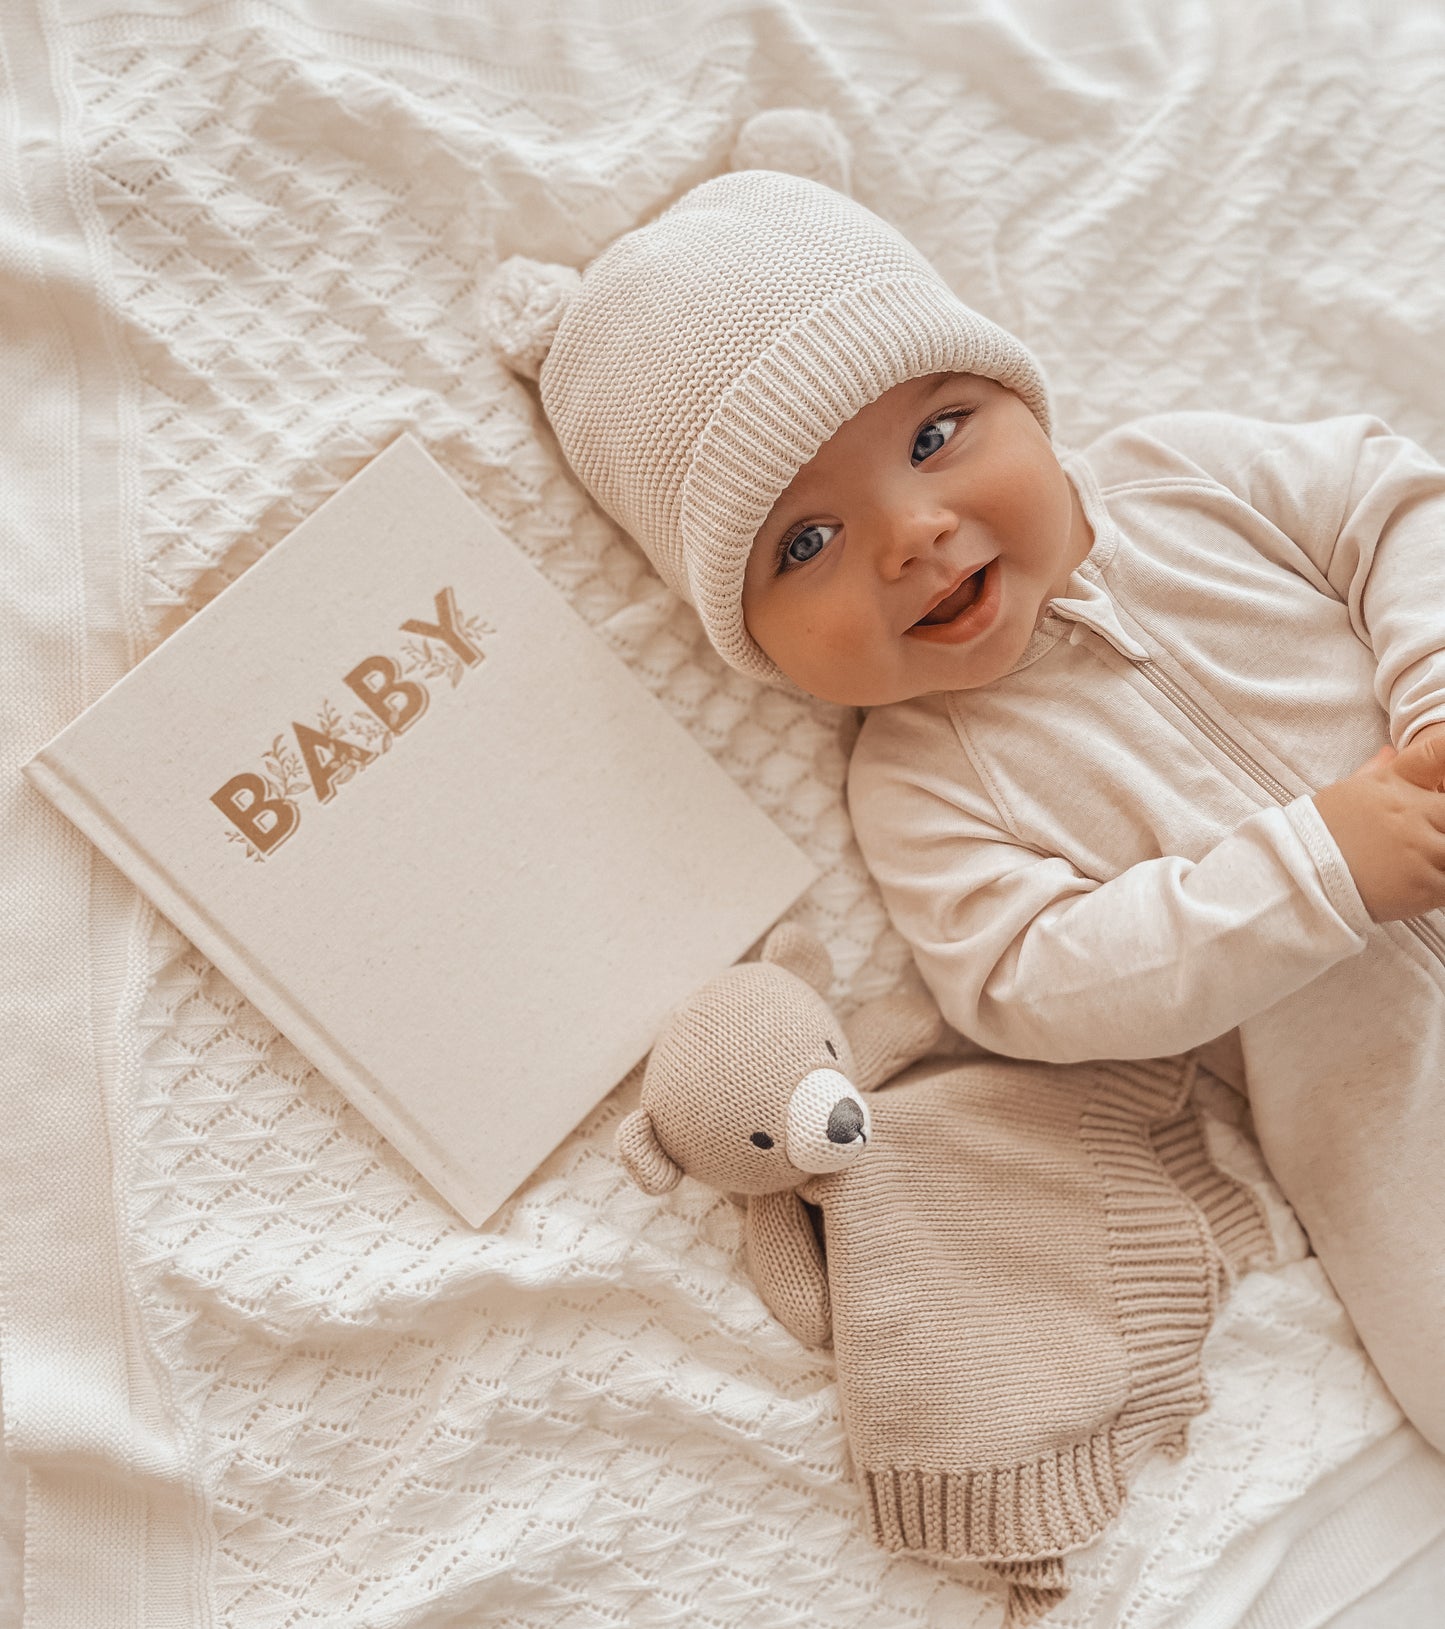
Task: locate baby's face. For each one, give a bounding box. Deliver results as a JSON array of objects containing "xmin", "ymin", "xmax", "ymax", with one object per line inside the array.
[{"xmin": 741, "ymin": 372, "xmax": 1094, "ymax": 706}]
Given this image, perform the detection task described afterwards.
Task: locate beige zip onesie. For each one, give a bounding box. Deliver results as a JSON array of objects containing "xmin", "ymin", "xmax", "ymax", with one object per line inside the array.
[{"xmin": 846, "ymin": 410, "xmax": 1445, "ymax": 1451}]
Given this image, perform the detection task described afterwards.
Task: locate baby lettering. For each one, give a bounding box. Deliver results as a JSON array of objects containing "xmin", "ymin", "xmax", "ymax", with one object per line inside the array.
[{"xmin": 210, "ymin": 585, "xmax": 491, "ymax": 859}]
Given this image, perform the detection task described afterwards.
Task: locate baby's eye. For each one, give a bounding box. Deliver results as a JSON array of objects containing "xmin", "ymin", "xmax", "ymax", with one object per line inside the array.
[
  {"xmin": 911, "ymin": 410, "xmax": 967, "ymax": 465},
  {"xmin": 776, "ymin": 521, "xmax": 839, "ymax": 573}
]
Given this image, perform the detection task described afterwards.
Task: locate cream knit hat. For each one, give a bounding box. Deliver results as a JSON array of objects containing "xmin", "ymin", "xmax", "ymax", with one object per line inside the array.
[{"xmin": 483, "ymin": 110, "xmax": 1052, "ymax": 693}]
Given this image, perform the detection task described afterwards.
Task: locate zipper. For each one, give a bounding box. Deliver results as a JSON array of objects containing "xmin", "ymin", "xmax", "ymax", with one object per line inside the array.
[
  {"xmin": 1066, "ymin": 614, "xmax": 1445, "ymax": 967},
  {"xmin": 1134, "ymin": 658, "xmax": 1296, "ymax": 804}
]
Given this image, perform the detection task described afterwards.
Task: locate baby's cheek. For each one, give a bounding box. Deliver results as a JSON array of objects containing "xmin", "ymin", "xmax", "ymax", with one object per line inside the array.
[{"xmin": 813, "ymin": 619, "xmax": 874, "ymax": 679}]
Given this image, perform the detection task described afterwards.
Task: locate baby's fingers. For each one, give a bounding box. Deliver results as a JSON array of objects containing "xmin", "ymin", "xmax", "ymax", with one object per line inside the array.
[{"xmin": 1392, "ymin": 732, "xmax": 1445, "ymax": 792}]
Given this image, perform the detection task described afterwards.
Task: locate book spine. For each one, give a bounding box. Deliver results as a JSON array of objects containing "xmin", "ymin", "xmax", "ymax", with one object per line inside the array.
[{"xmin": 20, "ymin": 749, "xmax": 484, "ymax": 1225}]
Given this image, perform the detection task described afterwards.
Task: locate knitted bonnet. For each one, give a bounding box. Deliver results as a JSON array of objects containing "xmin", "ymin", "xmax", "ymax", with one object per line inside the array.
[{"xmin": 482, "ymin": 109, "xmax": 1052, "ymax": 692}]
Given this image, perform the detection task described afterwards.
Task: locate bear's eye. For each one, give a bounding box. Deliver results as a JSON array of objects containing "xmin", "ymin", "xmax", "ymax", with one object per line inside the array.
[
  {"xmin": 825, "ymin": 1040, "xmax": 837, "ymax": 1058},
  {"xmin": 751, "ymin": 1131, "xmax": 775, "ymax": 1150}
]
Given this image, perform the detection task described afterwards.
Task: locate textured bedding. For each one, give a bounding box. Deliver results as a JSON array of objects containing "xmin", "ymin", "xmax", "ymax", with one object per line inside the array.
[{"xmin": 3, "ymin": 2, "xmax": 1445, "ymax": 1625}]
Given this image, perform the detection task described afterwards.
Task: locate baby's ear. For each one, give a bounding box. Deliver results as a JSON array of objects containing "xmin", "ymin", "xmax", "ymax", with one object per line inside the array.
[{"xmin": 615, "ymin": 1109, "xmax": 683, "ymax": 1195}]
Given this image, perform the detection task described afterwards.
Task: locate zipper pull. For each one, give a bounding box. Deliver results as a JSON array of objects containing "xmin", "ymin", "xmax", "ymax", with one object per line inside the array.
[{"xmin": 1059, "ymin": 609, "xmax": 1151, "ymax": 663}]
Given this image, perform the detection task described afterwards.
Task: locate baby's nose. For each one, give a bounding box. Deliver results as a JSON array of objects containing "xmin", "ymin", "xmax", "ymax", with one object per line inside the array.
[{"xmin": 876, "ymin": 498, "xmax": 956, "ymax": 565}]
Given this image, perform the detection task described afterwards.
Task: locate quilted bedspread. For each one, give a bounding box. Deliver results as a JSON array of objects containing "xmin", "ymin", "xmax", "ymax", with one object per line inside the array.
[{"xmin": 4, "ymin": 2, "xmax": 1445, "ymax": 1625}]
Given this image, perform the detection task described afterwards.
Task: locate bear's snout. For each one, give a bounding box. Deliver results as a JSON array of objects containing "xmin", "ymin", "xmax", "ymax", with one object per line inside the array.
[{"xmin": 786, "ymin": 1067, "xmax": 871, "ymax": 1174}]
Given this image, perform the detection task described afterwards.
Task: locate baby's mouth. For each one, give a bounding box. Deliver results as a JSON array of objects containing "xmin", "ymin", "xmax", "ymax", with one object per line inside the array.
[{"xmin": 913, "ymin": 565, "xmax": 987, "ymax": 627}]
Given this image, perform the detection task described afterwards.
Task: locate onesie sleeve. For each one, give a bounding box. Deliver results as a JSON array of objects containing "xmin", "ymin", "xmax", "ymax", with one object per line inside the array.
[
  {"xmin": 846, "ymin": 701, "xmax": 1371, "ymax": 1065},
  {"xmin": 1107, "ymin": 411, "xmax": 1445, "ymax": 748}
]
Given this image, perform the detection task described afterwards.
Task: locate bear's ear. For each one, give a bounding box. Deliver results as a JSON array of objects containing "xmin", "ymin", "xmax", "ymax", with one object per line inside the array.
[
  {"xmin": 615, "ymin": 1109, "xmax": 683, "ymax": 1195},
  {"xmin": 760, "ymin": 920, "xmax": 832, "ymax": 996}
]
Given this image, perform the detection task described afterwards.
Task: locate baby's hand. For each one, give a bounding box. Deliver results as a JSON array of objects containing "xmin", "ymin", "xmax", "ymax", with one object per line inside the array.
[{"xmin": 1313, "ymin": 732, "xmax": 1445, "ymax": 923}]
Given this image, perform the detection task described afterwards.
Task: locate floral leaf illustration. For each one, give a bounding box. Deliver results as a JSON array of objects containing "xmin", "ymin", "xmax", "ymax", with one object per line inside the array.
[{"xmin": 223, "ymin": 827, "xmax": 266, "ymax": 863}]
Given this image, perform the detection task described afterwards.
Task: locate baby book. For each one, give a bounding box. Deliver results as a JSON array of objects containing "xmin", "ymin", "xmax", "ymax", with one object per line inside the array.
[{"xmin": 22, "ymin": 435, "xmax": 819, "ymax": 1226}]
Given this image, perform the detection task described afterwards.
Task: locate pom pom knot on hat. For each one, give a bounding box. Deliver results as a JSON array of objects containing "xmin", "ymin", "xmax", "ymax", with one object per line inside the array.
[{"xmin": 482, "ymin": 109, "xmax": 1052, "ymax": 691}]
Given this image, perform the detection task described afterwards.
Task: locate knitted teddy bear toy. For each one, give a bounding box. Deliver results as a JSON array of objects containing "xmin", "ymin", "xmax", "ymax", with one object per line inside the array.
[
  {"xmin": 617, "ymin": 917, "xmax": 942, "ymax": 1347},
  {"xmin": 616, "ymin": 920, "xmax": 1270, "ymax": 1626}
]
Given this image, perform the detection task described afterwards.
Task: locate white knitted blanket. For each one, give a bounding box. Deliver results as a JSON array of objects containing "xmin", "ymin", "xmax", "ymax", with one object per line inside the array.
[{"xmin": 4, "ymin": 3, "xmax": 1445, "ymax": 1625}]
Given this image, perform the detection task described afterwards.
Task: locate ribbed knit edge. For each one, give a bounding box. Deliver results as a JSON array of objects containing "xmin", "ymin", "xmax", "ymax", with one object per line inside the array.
[
  {"xmin": 1150, "ymin": 1107, "xmax": 1273, "ymax": 1279},
  {"xmin": 0, "ymin": 6, "xmax": 215, "ymax": 1623},
  {"xmin": 857, "ymin": 1054, "xmax": 1249, "ymax": 1574},
  {"xmin": 988, "ymin": 1555, "xmax": 1069, "ymax": 1628},
  {"xmin": 1081, "ymin": 1056, "xmax": 1221, "ymax": 1476},
  {"xmin": 860, "ymin": 1431, "xmax": 1122, "ymax": 1561}
]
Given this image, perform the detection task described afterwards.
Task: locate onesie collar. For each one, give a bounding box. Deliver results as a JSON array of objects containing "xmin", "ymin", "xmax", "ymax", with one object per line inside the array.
[{"xmin": 1002, "ymin": 448, "xmax": 1144, "ymax": 676}]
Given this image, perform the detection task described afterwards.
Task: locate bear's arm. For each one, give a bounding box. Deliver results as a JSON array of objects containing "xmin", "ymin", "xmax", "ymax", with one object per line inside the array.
[
  {"xmin": 843, "ymin": 992, "xmax": 944, "ymax": 1091},
  {"xmin": 745, "ymin": 1189, "xmax": 832, "ymax": 1347}
]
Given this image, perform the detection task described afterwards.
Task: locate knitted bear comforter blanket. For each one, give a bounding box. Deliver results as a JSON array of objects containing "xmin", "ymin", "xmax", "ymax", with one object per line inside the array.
[
  {"xmin": 5, "ymin": 3, "xmax": 1445, "ymax": 1627},
  {"xmin": 806, "ymin": 1053, "xmax": 1271, "ymax": 1627}
]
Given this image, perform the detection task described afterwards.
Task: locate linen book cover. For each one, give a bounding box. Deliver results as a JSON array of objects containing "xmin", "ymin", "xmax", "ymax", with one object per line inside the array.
[{"xmin": 23, "ymin": 434, "xmax": 820, "ymax": 1227}]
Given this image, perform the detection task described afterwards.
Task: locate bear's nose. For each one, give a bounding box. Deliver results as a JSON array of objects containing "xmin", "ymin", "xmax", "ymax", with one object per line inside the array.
[
  {"xmin": 786, "ymin": 1067, "xmax": 872, "ymax": 1174},
  {"xmin": 827, "ymin": 1096, "xmax": 865, "ymax": 1144}
]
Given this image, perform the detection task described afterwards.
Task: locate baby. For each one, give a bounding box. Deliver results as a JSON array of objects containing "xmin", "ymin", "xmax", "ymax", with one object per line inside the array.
[{"xmin": 486, "ymin": 157, "xmax": 1445, "ymax": 1453}]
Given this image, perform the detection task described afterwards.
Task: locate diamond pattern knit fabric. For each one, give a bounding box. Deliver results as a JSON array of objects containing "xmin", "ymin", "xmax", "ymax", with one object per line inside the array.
[{"xmin": 8, "ymin": 1, "xmax": 1445, "ymax": 1625}]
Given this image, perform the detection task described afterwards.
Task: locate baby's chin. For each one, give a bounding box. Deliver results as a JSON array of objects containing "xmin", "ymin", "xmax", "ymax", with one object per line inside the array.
[
  {"xmin": 748, "ymin": 625, "xmax": 1008, "ymax": 708},
  {"xmin": 818, "ymin": 664, "xmax": 938, "ymax": 709},
  {"xmin": 764, "ymin": 644, "xmax": 961, "ymax": 708}
]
